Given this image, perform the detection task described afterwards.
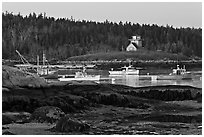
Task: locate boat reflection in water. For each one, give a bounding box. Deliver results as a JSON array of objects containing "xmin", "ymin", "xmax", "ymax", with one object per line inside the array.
[
  {"xmin": 109, "ymin": 64, "xmax": 197, "ymax": 87},
  {"xmin": 109, "ymin": 75, "xmax": 157, "ymax": 87},
  {"xmin": 109, "ymin": 72, "xmax": 201, "ymax": 88},
  {"xmin": 50, "ymin": 66, "xmax": 201, "ymax": 88},
  {"xmin": 109, "ymin": 65, "xmax": 200, "ymax": 88}
]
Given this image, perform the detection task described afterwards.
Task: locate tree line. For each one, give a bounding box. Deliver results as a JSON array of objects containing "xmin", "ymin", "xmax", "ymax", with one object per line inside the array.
[{"xmin": 2, "ymin": 12, "xmax": 202, "ymax": 61}]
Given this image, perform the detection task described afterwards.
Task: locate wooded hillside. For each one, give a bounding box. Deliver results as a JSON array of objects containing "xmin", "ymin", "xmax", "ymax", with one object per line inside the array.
[{"xmin": 2, "ymin": 12, "xmax": 202, "ymax": 61}]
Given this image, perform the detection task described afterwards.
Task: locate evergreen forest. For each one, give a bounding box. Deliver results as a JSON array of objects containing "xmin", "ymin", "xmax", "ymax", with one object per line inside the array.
[{"xmin": 2, "ymin": 12, "xmax": 202, "ymax": 61}]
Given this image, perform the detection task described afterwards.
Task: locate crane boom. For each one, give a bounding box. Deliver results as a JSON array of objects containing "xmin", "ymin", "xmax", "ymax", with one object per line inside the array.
[{"xmin": 15, "ymin": 50, "xmax": 30, "ymax": 65}]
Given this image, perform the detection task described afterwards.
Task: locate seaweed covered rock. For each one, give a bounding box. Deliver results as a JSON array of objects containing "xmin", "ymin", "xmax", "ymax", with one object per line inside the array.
[
  {"xmin": 2, "ymin": 65, "xmax": 47, "ymax": 89},
  {"xmin": 30, "ymin": 106, "xmax": 65, "ymax": 123},
  {"xmin": 44, "ymin": 96, "xmax": 77, "ymax": 113},
  {"xmin": 196, "ymin": 95, "xmax": 202, "ymax": 103},
  {"xmin": 2, "ymin": 112, "xmax": 31, "ymax": 124},
  {"xmin": 2, "ymin": 130, "xmax": 15, "ymax": 135},
  {"xmin": 79, "ymin": 92, "xmax": 149, "ymax": 109},
  {"xmin": 2, "ymin": 115, "xmax": 14, "ymax": 125},
  {"xmin": 44, "ymin": 94, "xmax": 91, "ymax": 113},
  {"xmin": 128, "ymin": 88, "xmax": 199, "ymax": 101},
  {"xmin": 2, "ymin": 95, "xmax": 36, "ymax": 112},
  {"xmin": 55, "ymin": 115, "xmax": 90, "ymax": 132}
]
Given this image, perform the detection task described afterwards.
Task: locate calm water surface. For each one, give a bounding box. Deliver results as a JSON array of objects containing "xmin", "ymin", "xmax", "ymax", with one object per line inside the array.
[{"xmin": 58, "ymin": 68, "xmax": 202, "ymax": 88}]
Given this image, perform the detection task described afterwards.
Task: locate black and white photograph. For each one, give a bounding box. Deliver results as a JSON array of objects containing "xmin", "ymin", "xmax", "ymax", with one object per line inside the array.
[{"xmin": 2, "ymin": 1, "xmax": 202, "ymax": 135}]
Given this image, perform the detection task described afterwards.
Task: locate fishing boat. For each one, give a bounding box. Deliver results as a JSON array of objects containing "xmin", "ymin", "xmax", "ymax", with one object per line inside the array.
[
  {"xmin": 157, "ymin": 65, "xmax": 192, "ymax": 80},
  {"xmin": 36, "ymin": 53, "xmax": 58, "ymax": 79},
  {"xmin": 37, "ymin": 66, "xmax": 58, "ymax": 79},
  {"xmin": 58, "ymin": 67, "xmax": 100, "ymax": 81},
  {"xmin": 109, "ymin": 65, "xmax": 139, "ymax": 75},
  {"xmin": 15, "ymin": 50, "xmax": 58, "ymax": 79}
]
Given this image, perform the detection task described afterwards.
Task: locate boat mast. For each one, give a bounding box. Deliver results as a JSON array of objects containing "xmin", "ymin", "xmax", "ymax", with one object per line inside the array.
[
  {"xmin": 37, "ymin": 55, "xmax": 39, "ymax": 75},
  {"xmin": 43, "ymin": 51, "xmax": 49, "ymax": 75},
  {"xmin": 43, "ymin": 51, "xmax": 45, "ymax": 67}
]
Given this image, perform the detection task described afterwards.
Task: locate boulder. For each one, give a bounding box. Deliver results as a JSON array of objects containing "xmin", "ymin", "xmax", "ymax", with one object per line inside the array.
[
  {"xmin": 44, "ymin": 96, "xmax": 77, "ymax": 113},
  {"xmin": 55, "ymin": 115, "xmax": 90, "ymax": 132},
  {"xmin": 30, "ymin": 106, "xmax": 65, "ymax": 123},
  {"xmin": 2, "ymin": 65, "xmax": 48, "ymax": 89}
]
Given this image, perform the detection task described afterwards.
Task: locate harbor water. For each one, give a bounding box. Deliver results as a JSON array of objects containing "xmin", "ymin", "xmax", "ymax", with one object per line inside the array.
[{"xmin": 56, "ymin": 67, "xmax": 202, "ymax": 88}]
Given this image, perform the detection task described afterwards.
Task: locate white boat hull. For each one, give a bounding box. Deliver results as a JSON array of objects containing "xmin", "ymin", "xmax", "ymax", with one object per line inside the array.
[
  {"xmin": 58, "ymin": 75, "xmax": 100, "ymax": 81},
  {"xmin": 109, "ymin": 70, "xmax": 139, "ymax": 75},
  {"xmin": 157, "ymin": 74, "xmax": 192, "ymax": 80}
]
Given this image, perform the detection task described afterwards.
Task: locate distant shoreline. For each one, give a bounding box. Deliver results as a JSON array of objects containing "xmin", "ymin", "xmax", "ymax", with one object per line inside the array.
[{"xmin": 3, "ymin": 59, "xmax": 202, "ymax": 69}]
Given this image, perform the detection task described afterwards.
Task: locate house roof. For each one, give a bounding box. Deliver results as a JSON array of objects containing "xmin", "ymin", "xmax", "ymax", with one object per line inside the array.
[{"xmin": 126, "ymin": 43, "xmax": 137, "ymax": 51}]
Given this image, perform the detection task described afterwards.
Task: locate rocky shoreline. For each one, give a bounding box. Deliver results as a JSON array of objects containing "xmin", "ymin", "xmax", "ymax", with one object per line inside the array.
[
  {"xmin": 2, "ymin": 58, "xmax": 202, "ymax": 70},
  {"xmin": 2, "ymin": 65, "xmax": 202, "ymax": 135}
]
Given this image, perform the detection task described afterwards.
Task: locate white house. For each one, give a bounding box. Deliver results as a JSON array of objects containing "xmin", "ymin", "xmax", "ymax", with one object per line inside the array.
[
  {"xmin": 126, "ymin": 35, "xmax": 142, "ymax": 51},
  {"xmin": 126, "ymin": 43, "xmax": 137, "ymax": 51}
]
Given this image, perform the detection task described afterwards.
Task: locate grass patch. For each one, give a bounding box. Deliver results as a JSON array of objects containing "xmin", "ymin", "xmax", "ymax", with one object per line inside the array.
[{"xmin": 67, "ymin": 49, "xmax": 189, "ymax": 61}]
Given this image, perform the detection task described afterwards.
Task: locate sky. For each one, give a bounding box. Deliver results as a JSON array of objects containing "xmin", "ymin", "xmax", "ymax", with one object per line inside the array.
[{"xmin": 2, "ymin": 2, "xmax": 202, "ymax": 28}]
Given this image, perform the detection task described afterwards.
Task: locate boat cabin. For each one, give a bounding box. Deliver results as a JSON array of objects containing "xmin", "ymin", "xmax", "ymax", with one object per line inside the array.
[
  {"xmin": 172, "ymin": 65, "xmax": 187, "ymax": 75},
  {"xmin": 121, "ymin": 65, "xmax": 136, "ymax": 71}
]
